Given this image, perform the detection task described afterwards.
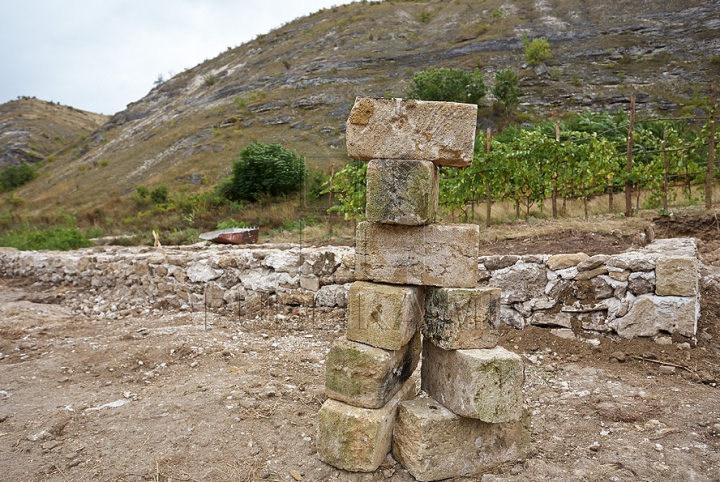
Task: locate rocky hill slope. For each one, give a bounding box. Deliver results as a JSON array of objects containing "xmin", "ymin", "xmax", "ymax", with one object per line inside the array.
[
  {"xmin": 4, "ymin": 0, "xmax": 720, "ymax": 217},
  {"xmin": 0, "ymin": 98, "xmax": 107, "ymax": 169}
]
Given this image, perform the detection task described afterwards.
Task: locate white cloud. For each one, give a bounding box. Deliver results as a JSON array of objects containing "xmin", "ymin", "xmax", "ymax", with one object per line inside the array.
[{"xmin": 0, "ymin": 0, "xmax": 355, "ymax": 114}]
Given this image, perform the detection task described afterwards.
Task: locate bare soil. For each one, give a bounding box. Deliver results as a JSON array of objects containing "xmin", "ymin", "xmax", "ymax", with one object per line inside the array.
[{"xmin": 2, "ymin": 215, "xmax": 720, "ymax": 482}]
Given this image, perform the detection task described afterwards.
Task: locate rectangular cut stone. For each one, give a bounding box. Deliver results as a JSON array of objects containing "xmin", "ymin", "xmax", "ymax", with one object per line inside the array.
[
  {"xmin": 355, "ymin": 222, "xmax": 479, "ymax": 288},
  {"xmin": 347, "ymin": 281, "xmax": 423, "ymax": 350},
  {"xmin": 392, "ymin": 397, "xmax": 530, "ymax": 482},
  {"xmin": 421, "ymin": 341, "xmax": 524, "ymax": 422},
  {"xmin": 615, "ymin": 294, "xmax": 698, "ymax": 339},
  {"xmin": 655, "ymin": 257, "xmax": 698, "ymax": 296},
  {"xmin": 423, "ymin": 287, "xmax": 501, "ymax": 350},
  {"xmin": 325, "ymin": 333, "xmax": 421, "ymax": 409},
  {"xmin": 317, "ymin": 378, "xmax": 417, "ymax": 472},
  {"xmin": 366, "ymin": 159, "xmax": 438, "ymax": 225},
  {"xmin": 346, "ymin": 97, "xmax": 477, "ymax": 167}
]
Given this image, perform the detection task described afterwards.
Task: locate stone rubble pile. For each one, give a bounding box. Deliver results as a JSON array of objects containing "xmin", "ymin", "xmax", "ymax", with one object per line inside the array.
[{"xmin": 316, "ymin": 97, "xmax": 530, "ymax": 480}]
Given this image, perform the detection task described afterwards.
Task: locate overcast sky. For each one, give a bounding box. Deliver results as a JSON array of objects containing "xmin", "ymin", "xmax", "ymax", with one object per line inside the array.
[{"xmin": 0, "ymin": 0, "xmax": 356, "ymax": 115}]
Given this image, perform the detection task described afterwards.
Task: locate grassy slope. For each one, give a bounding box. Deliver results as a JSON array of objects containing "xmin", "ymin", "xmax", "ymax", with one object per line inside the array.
[{"xmin": 2, "ymin": 0, "xmax": 719, "ymax": 233}]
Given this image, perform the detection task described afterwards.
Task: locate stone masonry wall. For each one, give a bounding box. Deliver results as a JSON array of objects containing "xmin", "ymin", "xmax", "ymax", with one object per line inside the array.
[{"xmin": 0, "ymin": 237, "xmax": 701, "ymax": 340}]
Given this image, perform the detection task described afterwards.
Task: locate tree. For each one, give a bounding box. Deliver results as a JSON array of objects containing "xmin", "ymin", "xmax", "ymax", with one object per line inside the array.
[
  {"xmin": 406, "ymin": 67, "xmax": 487, "ymax": 106},
  {"xmin": 523, "ymin": 36, "xmax": 552, "ymax": 66},
  {"xmin": 492, "ymin": 68, "xmax": 521, "ymax": 115},
  {"xmin": 221, "ymin": 142, "xmax": 306, "ymax": 202},
  {"xmin": 0, "ymin": 162, "xmax": 37, "ymax": 192}
]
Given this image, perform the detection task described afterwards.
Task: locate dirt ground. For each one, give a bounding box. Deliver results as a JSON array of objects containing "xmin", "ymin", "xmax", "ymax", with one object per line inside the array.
[{"xmin": 2, "ymin": 214, "xmax": 720, "ymax": 482}]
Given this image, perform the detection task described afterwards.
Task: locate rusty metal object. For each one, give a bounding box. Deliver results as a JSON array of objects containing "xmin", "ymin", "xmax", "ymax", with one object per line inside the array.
[{"xmin": 199, "ymin": 228, "xmax": 259, "ymax": 245}]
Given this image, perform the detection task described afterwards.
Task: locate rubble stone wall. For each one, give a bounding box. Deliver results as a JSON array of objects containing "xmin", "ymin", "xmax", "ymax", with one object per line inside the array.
[{"xmin": 0, "ymin": 238, "xmax": 701, "ymax": 339}]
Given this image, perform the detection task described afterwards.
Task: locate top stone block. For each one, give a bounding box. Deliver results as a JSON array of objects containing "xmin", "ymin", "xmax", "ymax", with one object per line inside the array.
[{"xmin": 346, "ymin": 97, "xmax": 478, "ymax": 168}]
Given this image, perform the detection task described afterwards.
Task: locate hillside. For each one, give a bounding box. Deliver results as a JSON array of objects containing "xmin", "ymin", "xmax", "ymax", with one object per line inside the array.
[
  {"xmin": 3, "ymin": 0, "xmax": 720, "ymax": 221},
  {"xmin": 0, "ymin": 97, "xmax": 108, "ymax": 168}
]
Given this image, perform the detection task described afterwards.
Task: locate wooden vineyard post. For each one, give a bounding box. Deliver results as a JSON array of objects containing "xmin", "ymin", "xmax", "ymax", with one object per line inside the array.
[
  {"xmin": 625, "ymin": 95, "xmax": 636, "ymax": 217},
  {"xmin": 552, "ymin": 110, "xmax": 559, "ymax": 219},
  {"xmin": 328, "ymin": 163, "xmax": 335, "ymax": 235},
  {"xmin": 706, "ymin": 83, "xmax": 717, "ymax": 210},
  {"xmin": 662, "ymin": 127, "xmax": 669, "ymax": 213},
  {"xmin": 485, "ymin": 128, "xmax": 492, "ymax": 227}
]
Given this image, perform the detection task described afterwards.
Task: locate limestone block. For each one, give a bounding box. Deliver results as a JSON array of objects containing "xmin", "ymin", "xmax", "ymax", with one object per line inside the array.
[
  {"xmin": 575, "ymin": 266, "xmax": 608, "ymax": 281},
  {"xmin": 423, "ymin": 287, "xmax": 501, "ymax": 350},
  {"xmin": 299, "ymin": 274, "xmax": 320, "ymax": 292},
  {"xmin": 355, "ymin": 222, "xmax": 479, "ymax": 288},
  {"xmin": 577, "ymin": 254, "xmax": 609, "ymax": 272},
  {"xmin": 346, "ymin": 97, "xmax": 477, "ymax": 168},
  {"xmin": 616, "ymin": 294, "xmax": 698, "ymax": 338},
  {"xmin": 317, "ymin": 378, "xmax": 417, "ymax": 472},
  {"xmin": 392, "ymin": 398, "xmax": 531, "ymax": 482},
  {"xmin": 333, "ymin": 265, "xmax": 355, "ymax": 284},
  {"xmin": 500, "ymin": 305, "xmax": 525, "ymax": 329},
  {"xmin": 482, "ymin": 255, "xmax": 519, "ymax": 271},
  {"xmin": 628, "ymin": 271, "xmax": 655, "ymax": 296},
  {"xmin": 346, "ymin": 281, "xmax": 423, "ymax": 350},
  {"xmin": 315, "ymin": 284, "xmax": 349, "ymax": 308},
  {"xmin": 489, "ymin": 261, "xmax": 546, "ymax": 303},
  {"xmin": 655, "ymin": 257, "xmax": 698, "ymax": 296},
  {"xmin": 366, "ymin": 159, "xmax": 438, "ymax": 225},
  {"xmin": 421, "ymin": 341, "xmax": 524, "ymax": 422},
  {"xmin": 547, "ymin": 253, "xmax": 588, "ymax": 270},
  {"xmin": 325, "ymin": 333, "xmax": 421, "ymax": 409},
  {"xmin": 204, "ymin": 283, "xmax": 226, "ymax": 308},
  {"xmin": 530, "ymin": 310, "xmax": 572, "ymax": 328},
  {"xmin": 187, "ymin": 262, "xmax": 221, "ymax": 283},
  {"xmin": 277, "ymin": 289, "xmax": 315, "ymax": 306}
]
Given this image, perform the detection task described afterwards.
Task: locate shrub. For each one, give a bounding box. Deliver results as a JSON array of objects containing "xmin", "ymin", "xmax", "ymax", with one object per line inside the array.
[
  {"xmin": 203, "ymin": 73, "xmax": 218, "ymax": 86},
  {"xmin": 0, "ymin": 162, "xmax": 37, "ymax": 192},
  {"xmin": 149, "ymin": 185, "xmax": 169, "ymax": 205},
  {"xmin": 0, "ymin": 226, "xmax": 93, "ymax": 251},
  {"xmin": 219, "ymin": 143, "xmax": 306, "ymax": 202},
  {"xmin": 406, "ymin": 67, "xmax": 487, "ymax": 106},
  {"xmin": 523, "ymin": 36, "xmax": 552, "ymax": 65},
  {"xmin": 492, "ymin": 68, "xmax": 521, "ymax": 115}
]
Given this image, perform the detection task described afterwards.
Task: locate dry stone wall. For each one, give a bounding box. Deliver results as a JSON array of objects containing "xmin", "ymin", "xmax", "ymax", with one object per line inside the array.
[
  {"xmin": 0, "ymin": 237, "xmax": 701, "ymax": 340},
  {"xmin": 481, "ymin": 238, "xmax": 700, "ymax": 340}
]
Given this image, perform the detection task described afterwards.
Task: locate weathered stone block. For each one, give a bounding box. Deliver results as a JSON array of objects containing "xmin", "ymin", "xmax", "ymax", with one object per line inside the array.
[
  {"xmin": 423, "ymin": 287, "xmax": 501, "ymax": 350},
  {"xmin": 366, "ymin": 159, "xmax": 438, "ymax": 225},
  {"xmin": 392, "ymin": 398, "xmax": 531, "ymax": 482},
  {"xmin": 547, "ymin": 253, "xmax": 588, "ymax": 270},
  {"xmin": 489, "ymin": 261, "xmax": 546, "ymax": 303},
  {"xmin": 317, "ymin": 378, "xmax": 416, "ymax": 472},
  {"xmin": 346, "ymin": 97, "xmax": 478, "ymax": 167},
  {"xmin": 355, "ymin": 222, "xmax": 479, "ymax": 287},
  {"xmin": 325, "ymin": 333, "xmax": 421, "ymax": 409},
  {"xmin": 616, "ymin": 294, "xmax": 698, "ymax": 338},
  {"xmin": 347, "ymin": 281, "xmax": 423, "ymax": 350},
  {"xmin": 421, "ymin": 341, "xmax": 524, "ymax": 422},
  {"xmin": 655, "ymin": 257, "xmax": 698, "ymax": 296}
]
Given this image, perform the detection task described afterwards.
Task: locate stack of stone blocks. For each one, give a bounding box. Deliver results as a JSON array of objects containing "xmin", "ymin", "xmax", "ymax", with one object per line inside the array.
[{"xmin": 316, "ymin": 97, "xmax": 530, "ymax": 481}]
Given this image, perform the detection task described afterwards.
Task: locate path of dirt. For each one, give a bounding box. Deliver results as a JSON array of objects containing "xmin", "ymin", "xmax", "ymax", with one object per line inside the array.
[{"xmin": 1, "ymin": 220, "xmax": 720, "ymax": 481}]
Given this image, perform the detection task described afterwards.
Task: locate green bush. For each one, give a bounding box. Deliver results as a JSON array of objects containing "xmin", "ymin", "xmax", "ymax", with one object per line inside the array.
[
  {"xmin": 219, "ymin": 142, "xmax": 306, "ymax": 202},
  {"xmin": 492, "ymin": 68, "xmax": 521, "ymax": 115},
  {"xmin": 0, "ymin": 162, "xmax": 37, "ymax": 192},
  {"xmin": 0, "ymin": 226, "xmax": 93, "ymax": 251},
  {"xmin": 523, "ymin": 37, "xmax": 552, "ymax": 66},
  {"xmin": 406, "ymin": 67, "xmax": 487, "ymax": 106},
  {"xmin": 150, "ymin": 185, "xmax": 169, "ymax": 204}
]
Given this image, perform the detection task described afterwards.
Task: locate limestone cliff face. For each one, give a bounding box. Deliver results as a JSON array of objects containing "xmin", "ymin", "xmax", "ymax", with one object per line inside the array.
[{"xmin": 4, "ymin": 0, "xmax": 720, "ymax": 211}]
